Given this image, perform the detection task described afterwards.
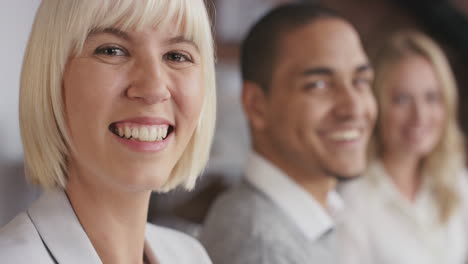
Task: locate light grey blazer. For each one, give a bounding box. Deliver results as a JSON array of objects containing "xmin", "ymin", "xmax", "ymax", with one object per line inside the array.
[
  {"xmin": 0, "ymin": 189, "xmax": 212, "ymax": 264},
  {"xmin": 199, "ymin": 181, "xmax": 338, "ymax": 264}
]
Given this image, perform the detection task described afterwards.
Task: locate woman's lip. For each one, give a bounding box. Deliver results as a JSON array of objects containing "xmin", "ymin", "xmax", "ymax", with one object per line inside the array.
[
  {"xmin": 111, "ymin": 130, "xmax": 172, "ymax": 153},
  {"xmin": 111, "ymin": 116, "xmax": 173, "ymax": 126}
]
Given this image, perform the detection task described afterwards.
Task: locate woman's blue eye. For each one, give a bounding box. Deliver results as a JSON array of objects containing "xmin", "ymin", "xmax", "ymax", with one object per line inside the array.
[
  {"xmin": 393, "ymin": 94, "xmax": 410, "ymax": 105},
  {"xmin": 95, "ymin": 46, "xmax": 127, "ymax": 56},
  {"xmin": 426, "ymin": 91, "xmax": 441, "ymax": 103}
]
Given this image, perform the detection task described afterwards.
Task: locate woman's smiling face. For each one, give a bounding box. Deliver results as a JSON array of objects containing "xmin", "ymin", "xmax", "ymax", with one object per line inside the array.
[
  {"xmin": 379, "ymin": 55, "xmax": 445, "ymax": 159},
  {"xmin": 63, "ymin": 24, "xmax": 204, "ymax": 192}
]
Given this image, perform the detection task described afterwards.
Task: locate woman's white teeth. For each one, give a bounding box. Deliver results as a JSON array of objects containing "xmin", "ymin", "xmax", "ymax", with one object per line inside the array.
[
  {"xmin": 131, "ymin": 128, "xmax": 139, "ymax": 138},
  {"xmin": 125, "ymin": 126, "xmax": 131, "ymax": 138},
  {"xmin": 117, "ymin": 125, "xmax": 169, "ymax": 142},
  {"xmin": 329, "ymin": 130, "xmax": 360, "ymax": 141}
]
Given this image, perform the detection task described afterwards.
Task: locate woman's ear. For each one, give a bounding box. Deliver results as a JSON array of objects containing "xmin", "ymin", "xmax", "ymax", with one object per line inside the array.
[{"xmin": 241, "ymin": 80, "xmax": 269, "ymax": 131}]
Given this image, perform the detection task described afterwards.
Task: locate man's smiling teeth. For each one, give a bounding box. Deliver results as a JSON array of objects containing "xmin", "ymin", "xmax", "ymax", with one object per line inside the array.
[
  {"xmin": 116, "ymin": 125, "xmax": 169, "ymax": 142},
  {"xmin": 328, "ymin": 130, "xmax": 361, "ymax": 141}
]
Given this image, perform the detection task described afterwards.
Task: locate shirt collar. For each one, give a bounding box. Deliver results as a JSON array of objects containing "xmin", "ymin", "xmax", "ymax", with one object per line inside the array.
[
  {"xmin": 245, "ymin": 151, "xmax": 344, "ymax": 241},
  {"xmin": 28, "ymin": 189, "xmax": 103, "ymax": 264},
  {"xmin": 27, "ymin": 189, "xmax": 158, "ymax": 264},
  {"xmin": 368, "ymin": 161, "xmax": 435, "ymax": 220}
]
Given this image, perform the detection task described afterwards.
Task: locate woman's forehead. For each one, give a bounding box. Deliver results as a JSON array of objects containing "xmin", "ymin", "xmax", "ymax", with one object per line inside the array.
[{"xmin": 88, "ymin": 5, "xmax": 200, "ymax": 42}]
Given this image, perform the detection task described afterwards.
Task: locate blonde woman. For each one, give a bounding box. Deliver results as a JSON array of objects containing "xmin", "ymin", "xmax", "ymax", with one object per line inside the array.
[
  {"xmin": 0, "ymin": 0, "xmax": 216, "ymax": 263},
  {"xmin": 339, "ymin": 30, "xmax": 468, "ymax": 264}
]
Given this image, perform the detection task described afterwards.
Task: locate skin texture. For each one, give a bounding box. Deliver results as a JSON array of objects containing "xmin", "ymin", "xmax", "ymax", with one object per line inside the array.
[
  {"xmin": 379, "ymin": 55, "xmax": 445, "ymax": 201},
  {"xmin": 63, "ymin": 24, "xmax": 204, "ymax": 264},
  {"xmin": 243, "ymin": 18, "xmax": 377, "ymax": 206}
]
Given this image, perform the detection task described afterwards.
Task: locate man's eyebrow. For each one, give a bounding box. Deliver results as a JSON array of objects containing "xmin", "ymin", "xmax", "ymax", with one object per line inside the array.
[
  {"xmin": 89, "ymin": 27, "xmax": 130, "ymax": 41},
  {"xmin": 356, "ymin": 63, "xmax": 373, "ymax": 73},
  {"xmin": 164, "ymin": 36, "xmax": 199, "ymax": 52},
  {"xmin": 302, "ymin": 67, "xmax": 334, "ymax": 76}
]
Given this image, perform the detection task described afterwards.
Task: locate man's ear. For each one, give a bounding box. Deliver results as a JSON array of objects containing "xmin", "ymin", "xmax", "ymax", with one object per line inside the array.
[{"xmin": 241, "ymin": 80, "xmax": 269, "ymax": 131}]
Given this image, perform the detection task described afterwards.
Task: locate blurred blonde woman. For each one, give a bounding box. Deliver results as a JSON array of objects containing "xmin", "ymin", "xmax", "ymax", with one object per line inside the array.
[
  {"xmin": 340, "ymin": 30, "xmax": 468, "ymax": 264},
  {"xmin": 0, "ymin": 0, "xmax": 216, "ymax": 263}
]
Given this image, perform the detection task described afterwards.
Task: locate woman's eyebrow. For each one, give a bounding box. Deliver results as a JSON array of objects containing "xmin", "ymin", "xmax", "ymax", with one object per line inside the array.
[
  {"xmin": 164, "ymin": 36, "xmax": 199, "ymax": 52},
  {"xmin": 88, "ymin": 29, "xmax": 200, "ymax": 53},
  {"xmin": 89, "ymin": 27, "xmax": 130, "ymax": 41}
]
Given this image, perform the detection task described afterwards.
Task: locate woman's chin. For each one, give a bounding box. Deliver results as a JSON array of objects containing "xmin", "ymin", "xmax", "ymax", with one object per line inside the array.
[{"xmin": 108, "ymin": 170, "xmax": 171, "ymax": 193}]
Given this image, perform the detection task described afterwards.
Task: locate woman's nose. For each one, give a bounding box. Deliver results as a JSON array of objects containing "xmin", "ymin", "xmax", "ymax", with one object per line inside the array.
[
  {"xmin": 410, "ymin": 101, "xmax": 425, "ymax": 124},
  {"xmin": 126, "ymin": 57, "xmax": 171, "ymax": 105}
]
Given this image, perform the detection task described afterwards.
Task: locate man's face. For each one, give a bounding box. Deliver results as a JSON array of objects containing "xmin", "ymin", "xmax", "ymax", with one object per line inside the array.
[{"xmin": 252, "ymin": 18, "xmax": 376, "ymax": 181}]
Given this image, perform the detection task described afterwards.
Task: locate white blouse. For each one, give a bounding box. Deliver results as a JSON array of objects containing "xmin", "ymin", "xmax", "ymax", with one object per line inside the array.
[
  {"xmin": 0, "ymin": 189, "xmax": 212, "ymax": 264},
  {"xmin": 338, "ymin": 161, "xmax": 468, "ymax": 264}
]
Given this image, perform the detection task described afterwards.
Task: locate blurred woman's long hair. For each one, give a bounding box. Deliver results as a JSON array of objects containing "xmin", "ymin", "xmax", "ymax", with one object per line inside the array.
[{"xmin": 370, "ymin": 30, "xmax": 466, "ymax": 224}]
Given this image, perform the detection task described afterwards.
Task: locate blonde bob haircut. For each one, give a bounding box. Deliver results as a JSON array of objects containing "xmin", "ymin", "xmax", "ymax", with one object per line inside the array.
[
  {"xmin": 19, "ymin": 0, "xmax": 216, "ymax": 192},
  {"xmin": 371, "ymin": 30, "xmax": 465, "ymax": 223}
]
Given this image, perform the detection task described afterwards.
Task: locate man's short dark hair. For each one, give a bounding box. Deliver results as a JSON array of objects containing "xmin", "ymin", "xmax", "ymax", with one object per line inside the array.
[{"xmin": 241, "ymin": 3, "xmax": 342, "ymax": 93}]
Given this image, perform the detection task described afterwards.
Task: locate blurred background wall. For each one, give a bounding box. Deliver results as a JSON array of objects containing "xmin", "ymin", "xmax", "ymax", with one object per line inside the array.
[{"xmin": 0, "ymin": 0, "xmax": 41, "ymax": 227}]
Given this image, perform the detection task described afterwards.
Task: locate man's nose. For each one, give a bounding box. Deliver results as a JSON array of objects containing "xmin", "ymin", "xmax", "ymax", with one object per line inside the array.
[{"xmin": 333, "ymin": 82, "xmax": 365, "ymax": 120}]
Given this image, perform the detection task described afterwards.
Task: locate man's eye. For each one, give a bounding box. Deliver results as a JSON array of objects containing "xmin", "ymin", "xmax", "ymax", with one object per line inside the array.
[
  {"xmin": 94, "ymin": 46, "xmax": 127, "ymax": 56},
  {"xmin": 305, "ymin": 80, "xmax": 327, "ymax": 91},
  {"xmin": 164, "ymin": 52, "xmax": 192, "ymax": 63},
  {"xmin": 354, "ymin": 78, "xmax": 372, "ymax": 87}
]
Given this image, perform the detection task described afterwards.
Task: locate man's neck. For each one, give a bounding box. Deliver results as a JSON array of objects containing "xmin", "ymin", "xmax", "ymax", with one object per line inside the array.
[
  {"xmin": 254, "ymin": 148, "xmax": 336, "ymax": 209},
  {"xmin": 288, "ymin": 171, "xmax": 337, "ymax": 208}
]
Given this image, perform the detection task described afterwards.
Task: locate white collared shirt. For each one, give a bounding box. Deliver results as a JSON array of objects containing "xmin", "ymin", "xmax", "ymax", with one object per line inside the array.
[
  {"xmin": 245, "ymin": 151, "xmax": 344, "ymax": 242},
  {"xmin": 339, "ymin": 161, "xmax": 468, "ymax": 264}
]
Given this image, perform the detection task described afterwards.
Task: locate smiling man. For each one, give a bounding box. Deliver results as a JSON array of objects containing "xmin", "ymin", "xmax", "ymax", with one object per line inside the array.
[{"xmin": 200, "ymin": 3, "xmax": 376, "ymax": 264}]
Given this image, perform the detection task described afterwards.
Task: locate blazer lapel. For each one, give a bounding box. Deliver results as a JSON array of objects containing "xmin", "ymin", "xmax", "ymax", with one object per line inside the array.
[{"xmin": 27, "ymin": 189, "xmax": 102, "ymax": 264}]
